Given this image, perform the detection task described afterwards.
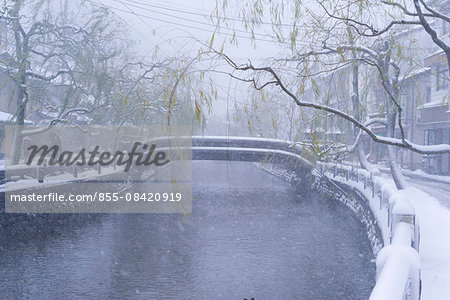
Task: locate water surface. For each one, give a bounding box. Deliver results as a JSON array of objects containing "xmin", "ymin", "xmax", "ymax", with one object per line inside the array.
[{"xmin": 0, "ymin": 161, "xmax": 375, "ymax": 299}]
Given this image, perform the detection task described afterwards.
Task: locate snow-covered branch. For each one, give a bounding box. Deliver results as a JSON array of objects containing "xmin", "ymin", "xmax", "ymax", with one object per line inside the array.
[
  {"xmin": 316, "ymin": 0, "xmax": 421, "ymax": 37},
  {"xmin": 413, "ymin": 0, "xmax": 450, "ymax": 67},
  {"xmin": 219, "ymin": 52, "xmax": 450, "ymax": 155},
  {"xmin": 25, "ymin": 69, "xmax": 71, "ymax": 81}
]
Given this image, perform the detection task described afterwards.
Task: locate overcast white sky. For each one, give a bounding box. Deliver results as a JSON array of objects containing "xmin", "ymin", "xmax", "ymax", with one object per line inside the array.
[
  {"xmin": 99, "ymin": 0, "xmax": 283, "ymax": 59},
  {"xmin": 95, "ymin": 0, "xmax": 295, "ymax": 128}
]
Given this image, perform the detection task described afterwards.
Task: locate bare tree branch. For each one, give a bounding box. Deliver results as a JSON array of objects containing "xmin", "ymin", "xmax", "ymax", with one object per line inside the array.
[
  {"xmin": 419, "ymin": 0, "xmax": 450, "ymax": 23},
  {"xmin": 317, "ymin": 0, "xmax": 421, "ymax": 37},
  {"xmin": 218, "ymin": 51, "xmax": 450, "ymax": 154}
]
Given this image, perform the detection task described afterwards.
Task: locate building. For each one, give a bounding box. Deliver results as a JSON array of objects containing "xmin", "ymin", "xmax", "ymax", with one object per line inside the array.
[
  {"xmin": 417, "ymin": 50, "xmax": 450, "ymax": 174},
  {"xmin": 300, "ymin": 14, "xmax": 450, "ymax": 174},
  {"xmin": 360, "ymin": 16, "xmax": 450, "ymax": 175}
]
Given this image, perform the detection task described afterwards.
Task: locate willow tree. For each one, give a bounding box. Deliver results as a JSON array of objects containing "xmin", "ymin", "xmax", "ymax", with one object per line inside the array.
[
  {"xmin": 0, "ymin": 0, "xmax": 131, "ymax": 164},
  {"xmin": 206, "ymin": 0, "xmax": 450, "ymax": 189}
]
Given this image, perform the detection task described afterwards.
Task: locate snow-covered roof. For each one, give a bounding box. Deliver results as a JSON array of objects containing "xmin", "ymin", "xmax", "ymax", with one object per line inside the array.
[
  {"xmin": 418, "ymin": 100, "xmax": 448, "ymax": 109},
  {"xmin": 75, "ymin": 114, "xmax": 92, "ymax": 122},
  {"xmin": 401, "ymin": 67, "xmax": 431, "ymax": 81},
  {"xmin": 424, "ymin": 49, "xmax": 445, "ymax": 61},
  {"xmin": 0, "ymin": 111, "xmax": 12, "ymax": 122},
  {"xmin": 0, "ymin": 110, "xmax": 33, "ymax": 124},
  {"xmin": 40, "ymin": 111, "xmax": 60, "ymax": 118}
]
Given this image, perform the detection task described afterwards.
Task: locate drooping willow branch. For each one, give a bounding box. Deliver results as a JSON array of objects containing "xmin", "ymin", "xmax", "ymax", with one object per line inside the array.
[{"xmin": 216, "ymin": 51, "xmax": 450, "ymax": 154}]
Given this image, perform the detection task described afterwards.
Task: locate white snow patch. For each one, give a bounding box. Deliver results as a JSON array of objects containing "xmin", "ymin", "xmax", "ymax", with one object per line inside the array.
[
  {"xmin": 319, "ymin": 162, "xmax": 450, "ymax": 299},
  {"xmin": 403, "ymin": 187, "xmax": 450, "ymax": 300},
  {"xmin": 0, "ymin": 110, "xmax": 33, "ymax": 124}
]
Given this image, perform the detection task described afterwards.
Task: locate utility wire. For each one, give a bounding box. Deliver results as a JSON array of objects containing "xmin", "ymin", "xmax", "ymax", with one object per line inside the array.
[
  {"xmin": 93, "ymin": 0, "xmax": 443, "ymax": 59},
  {"xmin": 111, "ymin": 0, "xmax": 277, "ymax": 39},
  {"xmin": 113, "ymin": 0, "xmax": 212, "ymax": 57},
  {"xmin": 122, "ymin": 0, "xmax": 450, "ymax": 31},
  {"xmin": 121, "ymin": 0, "xmax": 305, "ymax": 28},
  {"xmin": 90, "ymin": 0, "xmax": 174, "ymax": 59},
  {"xmin": 95, "ymin": 0, "xmax": 309, "ymax": 46},
  {"xmin": 99, "ymin": 0, "xmax": 445, "ymax": 50}
]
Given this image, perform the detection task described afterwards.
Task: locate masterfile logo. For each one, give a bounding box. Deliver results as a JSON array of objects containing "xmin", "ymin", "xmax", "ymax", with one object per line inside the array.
[
  {"xmin": 3, "ymin": 125, "xmax": 192, "ymax": 214},
  {"xmin": 26, "ymin": 142, "xmax": 170, "ymax": 172}
]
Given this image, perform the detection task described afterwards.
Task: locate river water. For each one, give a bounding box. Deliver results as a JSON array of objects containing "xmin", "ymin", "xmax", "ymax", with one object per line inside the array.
[{"xmin": 0, "ymin": 161, "xmax": 375, "ymax": 299}]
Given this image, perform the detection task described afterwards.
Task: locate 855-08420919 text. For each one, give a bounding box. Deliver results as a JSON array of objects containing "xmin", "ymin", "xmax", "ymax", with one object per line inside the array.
[{"xmin": 8, "ymin": 192, "xmax": 183, "ymax": 203}]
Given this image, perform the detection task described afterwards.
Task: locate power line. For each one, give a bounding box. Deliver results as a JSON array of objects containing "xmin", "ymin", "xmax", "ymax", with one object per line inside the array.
[
  {"xmin": 95, "ymin": 0, "xmax": 444, "ymax": 56},
  {"xmin": 113, "ymin": 0, "xmax": 212, "ymax": 58},
  {"xmin": 135, "ymin": 0, "xmax": 216, "ymax": 15},
  {"xmin": 95, "ymin": 0, "xmax": 302, "ymax": 45},
  {"xmin": 103, "ymin": 0, "xmax": 449, "ymax": 48},
  {"xmin": 123, "ymin": 0, "xmax": 450, "ymax": 32},
  {"xmin": 111, "ymin": 0, "xmax": 276, "ymax": 39},
  {"xmin": 90, "ymin": 0, "xmax": 174, "ymax": 59},
  {"xmin": 121, "ymin": 0, "xmax": 299, "ymax": 27}
]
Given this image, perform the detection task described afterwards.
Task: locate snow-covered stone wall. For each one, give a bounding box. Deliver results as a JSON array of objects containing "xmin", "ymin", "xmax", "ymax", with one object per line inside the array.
[{"xmin": 315, "ymin": 162, "xmax": 426, "ymax": 300}]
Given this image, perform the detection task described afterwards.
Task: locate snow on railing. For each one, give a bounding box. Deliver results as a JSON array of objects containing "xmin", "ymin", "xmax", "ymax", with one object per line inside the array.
[
  {"xmin": 316, "ymin": 162, "xmax": 421, "ymax": 300},
  {"xmin": 4, "ymin": 162, "xmax": 105, "ymax": 183},
  {"xmin": 3, "ymin": 136, "xmax": 310, "ymax": 184},
  {"xmin": 371, "ymin": 216, "xmax": 421, "ymax": 300}
]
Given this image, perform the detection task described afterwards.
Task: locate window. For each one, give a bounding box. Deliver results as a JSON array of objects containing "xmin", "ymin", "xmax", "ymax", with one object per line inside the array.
[
  {"xmin": 425, "ymin": 129, "xmax": 442, "ymax": 145},
  {"xmin": 400, "ymin": 93, "xmax": 408, "ymax": 121},
  {"xmin": 426, "ymin": 86, "xmax": 431, "ymax": 103},
  {"xmin": 0, "ymin": 29, "xmax": 4, "ymax": 50},
  {"xmin": 436, "ymin": 64, "xmax": 449, "ymax": 91},
  {"xmin": 444, "ymin": 20, "xmax": 449, "ymax": 36},
  {"xmin": 375, "ymin": 89, "xmax": 384, "ymax": 104}
]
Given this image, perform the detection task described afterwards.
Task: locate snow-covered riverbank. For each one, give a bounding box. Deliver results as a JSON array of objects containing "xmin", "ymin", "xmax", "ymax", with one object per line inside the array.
[{"xmin": 323, "ymin": 164, "xmax": 450, "ymax": 300}]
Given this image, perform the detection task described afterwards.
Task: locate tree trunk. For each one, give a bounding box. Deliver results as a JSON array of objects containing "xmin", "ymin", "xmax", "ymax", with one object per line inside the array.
[
  {"xmin": 386, "ymin": 99, "xmax": 407, "ymax": 190},
  {"xmin": 378, "ymin": 44, "xmax": 407, "ymax": 190},
  {"xmin": 356, "ymin": 143, "xmax": 378, "ymax": 173},
  {"xmin": 9, "ymin": 1, "xmax": 27, "ymax": 165},
  {"xmin": 351, "ymin": 63, "xmax": 379, "ymax": 174}
]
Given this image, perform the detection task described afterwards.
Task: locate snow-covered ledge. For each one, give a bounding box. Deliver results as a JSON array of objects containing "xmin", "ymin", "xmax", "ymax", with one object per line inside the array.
[
  {"xmin": 315, "ymin": 161, "xmax": 450, "ymax": 300},
  {"xmin": 256, "ymin": 157, "xmax": 449, "ymax": 299},
  {"xmin": 316, "ymin": 162, "xmax": 421, "ymax": 299},
  {"xmin": 370, "ymin": 222, "xmax": 421, "ymax": 300}
]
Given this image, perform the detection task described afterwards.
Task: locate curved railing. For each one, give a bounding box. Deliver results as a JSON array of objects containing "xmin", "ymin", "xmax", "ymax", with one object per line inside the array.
[
  {"xmin": 316, "ymin": 162, "xmax": 421, "ymax": 300},
  {"xmin": 3, "ymin": 136, "xmax": 312, "ymax": 183},
  {"xmin": 2, "ymin": 136, "xmax": 421, "ymax": 298}
]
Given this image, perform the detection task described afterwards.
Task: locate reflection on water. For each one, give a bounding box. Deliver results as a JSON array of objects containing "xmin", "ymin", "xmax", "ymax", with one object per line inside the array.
[{"xmin": 0, "ymin": 161, "xmax": 375, "ymax": 299}]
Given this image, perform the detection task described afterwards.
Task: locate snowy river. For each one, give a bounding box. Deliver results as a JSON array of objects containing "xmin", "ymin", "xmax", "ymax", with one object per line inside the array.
[{"xmin": 0, "ymin": 161, "xmax": 375, "ymax": 299}]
